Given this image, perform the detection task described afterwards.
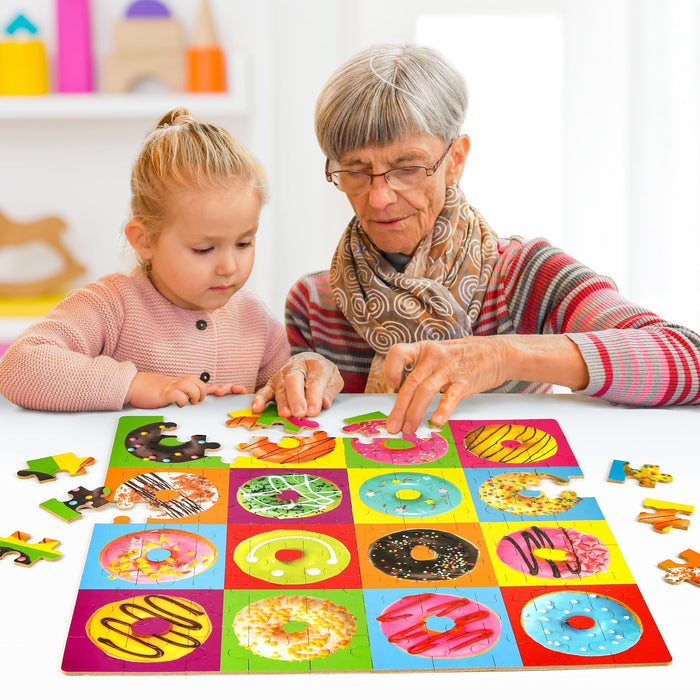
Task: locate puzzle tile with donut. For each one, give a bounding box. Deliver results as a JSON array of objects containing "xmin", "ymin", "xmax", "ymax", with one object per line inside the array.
[{"xmin": 61, "ymin": 409, "xmax": 672, "ymax": 673}]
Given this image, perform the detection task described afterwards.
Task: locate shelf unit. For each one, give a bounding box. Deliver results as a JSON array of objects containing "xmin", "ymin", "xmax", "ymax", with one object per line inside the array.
[{"xmin": 0, "ymin": 53, "xmax": 247, "ymax": 120}]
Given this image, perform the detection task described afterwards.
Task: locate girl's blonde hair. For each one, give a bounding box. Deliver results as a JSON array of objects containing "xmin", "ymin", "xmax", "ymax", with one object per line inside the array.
[{"xmin": 130, "ymin": 107, "xmax": 267, "ymax": 242}]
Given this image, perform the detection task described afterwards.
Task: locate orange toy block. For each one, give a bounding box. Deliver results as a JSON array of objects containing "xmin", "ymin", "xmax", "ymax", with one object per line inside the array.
[
  {"xmin": 658, "ymin": 549, "xmax": 700, "ymax": 586},
  {"xmin": 638, "ymin": 498, "xmax": 694, "ymax": 533}
]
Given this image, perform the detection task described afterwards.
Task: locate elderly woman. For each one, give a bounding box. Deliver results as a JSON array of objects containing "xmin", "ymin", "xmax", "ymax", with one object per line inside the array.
[{"xmin": 254, "ymin": 43, "xmax": 700, "ymax": 432}]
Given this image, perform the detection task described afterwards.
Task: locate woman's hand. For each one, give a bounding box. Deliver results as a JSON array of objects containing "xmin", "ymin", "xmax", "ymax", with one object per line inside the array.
[
  {"xmin": 383, "ymin": 335, "xmax": 589, "ymax": 434},
  {"xmin": 125, "ymin": 372, "xmax": 246, "ymax": 409},
  {"xmin": 251, "ymin": 352, "xmax": 344, "ymax": 418}
]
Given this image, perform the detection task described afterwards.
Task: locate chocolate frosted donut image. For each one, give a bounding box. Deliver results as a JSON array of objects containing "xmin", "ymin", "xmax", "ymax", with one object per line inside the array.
[{"xmin": 367, "ymin": 528, "xmax": 479, "ymax": 581}]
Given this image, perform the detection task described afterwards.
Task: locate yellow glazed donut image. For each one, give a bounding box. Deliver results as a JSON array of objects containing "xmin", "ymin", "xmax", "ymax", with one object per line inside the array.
[
  {"xmin": 233, "ymin": 595, "xmax": 357, "ymax": 661},
  {"xmin": 479, "ymin": 472, "xmax": 581, "ymax": 516},
  {"xmin": 463, "ymin": 424, "xmax": 558, "ymax": 463},
  {"xmin": 85, "ymin": 594, "xmax": 212, "ymax": 662}
]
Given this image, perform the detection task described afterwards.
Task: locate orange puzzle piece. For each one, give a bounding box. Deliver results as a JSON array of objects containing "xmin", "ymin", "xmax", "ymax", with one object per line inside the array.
[
  {"xmin": 658, "ymin": 549, "xmax": 700, "ymax": 586},
  {"xmin": 638, "ymin": 498, "xmax": 694, "ymax": 533}
]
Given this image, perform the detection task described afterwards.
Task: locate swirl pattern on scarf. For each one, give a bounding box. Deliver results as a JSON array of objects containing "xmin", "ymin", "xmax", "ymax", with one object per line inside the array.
[{"xmin": 330, "ymin": 185, "xmax": 499, "ymax": 392}]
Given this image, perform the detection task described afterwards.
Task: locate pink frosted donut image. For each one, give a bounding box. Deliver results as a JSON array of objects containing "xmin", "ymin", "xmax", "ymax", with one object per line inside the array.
[
  {"xmin": 496, "ymin": 526, "xmax": 610, "ymax": 579},
  {"xmin": 99, "ymin": 528, "xmax": 216, "ymax": 583},
  {"xmin": 377, "ymin": 592, "xmax": 501, "ymax": 658},
  {"xmin": 346, "ymin": 419, "xmax": 448, "ymax": 466}
]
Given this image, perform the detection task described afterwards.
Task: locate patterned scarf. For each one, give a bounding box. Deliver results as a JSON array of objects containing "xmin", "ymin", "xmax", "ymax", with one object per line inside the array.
[{"xmin": 330, "ymin": 185, "xmax": 499, "ymax": 392}]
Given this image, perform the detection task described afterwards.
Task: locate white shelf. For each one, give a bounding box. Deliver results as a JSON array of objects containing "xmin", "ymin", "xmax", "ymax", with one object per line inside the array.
[{"xmin": 0, "ymin": 54, "xmax": 247, "ymax": 120}]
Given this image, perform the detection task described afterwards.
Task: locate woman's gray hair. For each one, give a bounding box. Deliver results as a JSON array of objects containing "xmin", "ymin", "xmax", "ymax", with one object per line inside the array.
[{"xmin": 315, "ymin": 44, "xmax": 468, "ymax": 160}]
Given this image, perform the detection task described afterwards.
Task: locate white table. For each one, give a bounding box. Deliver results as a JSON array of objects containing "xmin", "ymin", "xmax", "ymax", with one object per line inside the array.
[{"xmin": 1, "ymin": 392, "xmax": 698, "ymax": 697}]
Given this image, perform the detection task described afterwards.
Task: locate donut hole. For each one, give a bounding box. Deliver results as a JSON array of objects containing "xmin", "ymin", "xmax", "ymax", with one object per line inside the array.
[
  {"xmin": 283, "ymin": 620, "xmax": 309, "ymax": 635},
  {"xmin": 424, "ymin": 615, "xmax": 455, "ymax": 633},
  {"xmin": 500, "ymin": 439, "xmax": 523, "ymax": 449},
  {"xmin": 383, "ymin": 438, "xmax": 416, "ymax": 450},
  {"xmin": 275, "ymin": 490, "xmax": 301, "ymax": 503},
  {"xmin": 532, "ymin": 547, "xmax": 568, "ymax": 562},
  {"xmin": 145, "ymin": 547, "xmax": 172, "ymax": 563},
  {"xmin": 131, "ymin": 616, "xmax": 172, "ymax": 637},
  {"xmin": 394, "ymin": 488, "xmax": 422, "ymax": 502},
  {"xmin": 153, "ymin": 489, "xmax": 181, "ymax": 502},
  {"xmin": 410, "ymin": 544, "xmax": 438, "ymax": 562},
  {"xmin": 275, "ymin": 548, "xmax": 304, "ymax": 562}
]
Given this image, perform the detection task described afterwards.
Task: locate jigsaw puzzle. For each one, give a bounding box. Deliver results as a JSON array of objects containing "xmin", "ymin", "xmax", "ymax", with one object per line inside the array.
[{"xmin": 62, "ymin": 408, "xmax": 671, "ymax": 673}]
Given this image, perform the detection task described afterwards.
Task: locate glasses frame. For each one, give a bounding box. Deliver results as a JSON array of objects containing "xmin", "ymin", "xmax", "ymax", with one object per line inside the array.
[{"xmin": 325, "ymin": 139, "xmax": 455, "ymax": 193}]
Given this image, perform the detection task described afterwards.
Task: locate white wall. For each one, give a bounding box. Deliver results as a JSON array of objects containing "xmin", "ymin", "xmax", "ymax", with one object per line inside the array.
[{"xmin": 1, "ymin": 0, "xmax": 699, "ymax": 335}]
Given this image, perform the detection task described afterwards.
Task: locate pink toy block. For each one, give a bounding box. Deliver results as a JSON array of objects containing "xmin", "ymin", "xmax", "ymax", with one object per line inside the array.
[{"xmin": 56, "ymin": 0, "xmax": 94, "ymax": 93}]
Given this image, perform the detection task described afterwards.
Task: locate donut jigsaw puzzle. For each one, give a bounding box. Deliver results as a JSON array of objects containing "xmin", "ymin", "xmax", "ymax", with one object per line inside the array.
[{"xmin": 62, "ymin": 408, "xmax": 671, "ymax": 674}]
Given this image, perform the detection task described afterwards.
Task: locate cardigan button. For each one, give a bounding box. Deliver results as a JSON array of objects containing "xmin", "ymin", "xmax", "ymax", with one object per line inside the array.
[
  {"xmin": 200, "ymin": 372, "xmax": 211, "ymax": 383},
  {"xmin": 196, "ymin": 319, "xmax": 208, "ymax": 330}
]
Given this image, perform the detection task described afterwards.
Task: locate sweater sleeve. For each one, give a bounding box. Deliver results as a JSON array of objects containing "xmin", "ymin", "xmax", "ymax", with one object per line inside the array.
[
  {"xmin": 0, "ymin": 283, "xmax": 137, "ymax": 411},
  {"xmin": 500, "ymin": 238, "xmax": 700, "ymax": 406}
]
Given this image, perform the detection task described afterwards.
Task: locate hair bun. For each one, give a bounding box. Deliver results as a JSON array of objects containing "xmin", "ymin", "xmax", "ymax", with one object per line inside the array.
[{"xmin": 156, "ymin": 107, "xmax": 194, "ymax": 129}]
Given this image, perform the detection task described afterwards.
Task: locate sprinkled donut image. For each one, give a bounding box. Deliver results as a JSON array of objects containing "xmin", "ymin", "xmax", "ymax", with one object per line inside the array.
[
  {"xmin": 125, "ymin": 422, "xmax": 220, "ymax": 462},
  {"xmin": 479, "ymin": 472, "xmax": 581, "ymax": 516},
  {"xmin": 368, "ymin": 528, "xmax": 479, "ymax": 581},
  {"xmin": 233, "ymin": 594, "xmax": 357, "ymax": 661},
  {"xmin": 520, "ymin": 590, "xmax": 642, "ymax": 656},
  {"xmin": 359, "ymin": 471, "xmax": 461, "ymax": 517},
  {"xmin": 237, "ymin": 473, "xmax": 342, "ymax": 519},
  {"xmin": 99, "ymin": 528, "xmax": 216, "ymax": 583},
  {"xmin": 86, "ymin": 594, "xmax": 212, "ymax": 662},
  {"xmin": 463, "ymin": 423, "xmax": 558, "ymax": 463},
  {"xmin": 237, "ymin": 430, "xmax": 336, "ymax": 464},
  {"xmin": 233, "ymin": 529, "xmax": 350, "ymax": 585},
  {"xmin": 113, "ymin": 472, "xmax": 219, "ymax": 519},
  {"xmin": 377, "ymin": 593, "xmax": 501, "ymax": 658},
  {"xmin": 497, "ymin": 526, "xmax": 610, "ymax": 579}
]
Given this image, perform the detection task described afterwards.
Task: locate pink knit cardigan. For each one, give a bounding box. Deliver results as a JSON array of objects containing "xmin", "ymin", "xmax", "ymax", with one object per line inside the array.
[{"xmin": 0, "ymin": 269, "xmax": 290, "ymax": 411}]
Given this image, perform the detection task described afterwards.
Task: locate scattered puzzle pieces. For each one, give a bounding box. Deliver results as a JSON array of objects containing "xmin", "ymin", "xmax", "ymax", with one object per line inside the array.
[
  {"xmin": 0, "ymin": 531, "xmax": 62, "ymax": 567},
  {"xmin": 40, "ymin": 485, "xmax": 112, "ymax": 522},
  {"xmin": 17, "ymin": 452, "xmax": 95, "ymax": 483},
  {"xmin": 607, "ymin": 460, "xmax": 672, "ymax": 488},
  {"xmin": 638, "ymin": 497, "xmax": 694, "ymax": 533},
  {"xmin": 658, "ymin": 549, "xmax": 700, "ymax": 586}
]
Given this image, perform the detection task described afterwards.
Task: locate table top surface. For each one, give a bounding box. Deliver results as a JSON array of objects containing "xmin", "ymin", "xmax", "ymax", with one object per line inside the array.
[{"xmin": 2, "ymin": 391, "xmax": 698, "ymax": 696}]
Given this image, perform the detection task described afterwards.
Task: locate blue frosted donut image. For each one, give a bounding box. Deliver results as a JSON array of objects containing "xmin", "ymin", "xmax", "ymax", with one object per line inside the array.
[
  {"xmin": 521, "ymin": 590, "xmax": 642, "ymax": 656},
  {"xmin": 359, "ymin": 471, "xmax": 461, "ymax": 517}
]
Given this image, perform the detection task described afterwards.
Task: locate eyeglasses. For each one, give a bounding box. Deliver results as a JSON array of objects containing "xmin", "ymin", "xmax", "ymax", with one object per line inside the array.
[{"xmin": 325, "ymin": 140, "xmax": 454, "ymax": 195}]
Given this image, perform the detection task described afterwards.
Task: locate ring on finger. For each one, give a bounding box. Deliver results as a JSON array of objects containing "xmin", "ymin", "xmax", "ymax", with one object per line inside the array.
[{"xmin": 285, "ymin": 366, "xmax": 307, "ymax": 382}]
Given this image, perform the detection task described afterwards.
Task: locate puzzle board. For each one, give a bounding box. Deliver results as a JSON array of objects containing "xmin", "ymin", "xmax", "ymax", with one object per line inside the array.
[{"xmin": 62, "ymin": 410, "xmax": 671, "ymax": 673}]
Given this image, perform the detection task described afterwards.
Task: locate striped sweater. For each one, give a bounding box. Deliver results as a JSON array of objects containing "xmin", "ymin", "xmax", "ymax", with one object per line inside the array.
[{"xmin": 286, "ymin": 237, "xmax": 700, "ymax": 405}]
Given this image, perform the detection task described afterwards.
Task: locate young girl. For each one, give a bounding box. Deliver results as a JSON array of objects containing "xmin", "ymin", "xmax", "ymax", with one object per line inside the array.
[{"xmin": 0, "ymin": 108, "xmax": 291, "ymax": 411}]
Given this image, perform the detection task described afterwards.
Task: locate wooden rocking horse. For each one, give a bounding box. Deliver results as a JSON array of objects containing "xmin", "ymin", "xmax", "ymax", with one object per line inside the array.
[{"xmin": 0, "ymin": 210, "xmax": 85, "ymax": 297}]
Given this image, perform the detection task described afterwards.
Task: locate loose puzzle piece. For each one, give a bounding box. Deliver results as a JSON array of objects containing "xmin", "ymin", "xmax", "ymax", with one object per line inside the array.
[
  {"xmin": 41, "ymin": 485, "xmax": 112, "ymax": 522},
  {"xmin": 607, "ymin": 460, "xmax": 672, "ymax": 488},
  {"xmin": 658, "ymin": 549, "xmax": 700, "ymax": 586},
  {"xmin": 17, "ymin": 452, "xmax": 95, "ymax": 483},
  {"xmin": 0, "ymin": 530, "xmax": 62, "ymax": 567},
  {"xmin": 638, "ymin": 498, "xmax": 694, "ymax": 533},
  {"xmin": 226, "ymin": 405, "xmax": 319, "ymax": 434},
  {"xmin": 125, "ymin": 421, "xmax": 221, "ymax": 463}
]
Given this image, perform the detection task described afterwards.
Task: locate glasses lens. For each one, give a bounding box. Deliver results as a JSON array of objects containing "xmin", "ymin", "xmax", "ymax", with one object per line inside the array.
[
  {"xmin": 333, "ymin": 171, "xmax": 371, "ymax": 193},
  {"xmin": 386, "ymin": 166, "xmax": 427, "ymax": 190}
]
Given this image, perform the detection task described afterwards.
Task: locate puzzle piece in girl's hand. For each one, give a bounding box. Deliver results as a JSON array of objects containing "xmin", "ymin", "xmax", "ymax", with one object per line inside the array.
[
  {"xmin": 17, "ymin": 452, "xmax": 95, "ymax": 483},
  {"xmin": 40, "ymin": 485, "xmax": 112, "ymax": 523},
  {"xmin": 638, "ymin": 498, "xmax": 694, "ymax": 533},
  {"xmin": 658, "ymin": 549, "xmax": 700, "ymax": 586},
  {"xmin": 607, "ymin": 460, "xmax": 673, "ymax": 488},
  {"xmin": 0, "ymin": 531, "xmax": 62, "ymax": 567},
  {"xmin": 125, "ymin": 421, "xmax": 220, "ymax": 462}
]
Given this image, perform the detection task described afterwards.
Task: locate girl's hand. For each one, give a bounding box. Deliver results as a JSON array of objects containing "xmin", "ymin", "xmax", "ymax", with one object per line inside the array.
[
  {"xmin": 251, "ymin": 352, "xmax": 344, "ymax": 418},
  {"xmin": 125, "ymin": 372, "xmax": 246, "ymax": 408}
]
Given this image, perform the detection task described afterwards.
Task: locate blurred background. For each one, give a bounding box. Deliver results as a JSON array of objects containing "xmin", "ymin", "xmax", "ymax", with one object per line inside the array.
[{"xmin": 1, "ymin": 0, "xmax": 698, "ymax": 349}]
